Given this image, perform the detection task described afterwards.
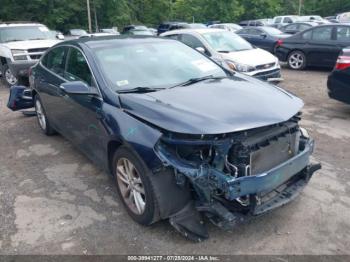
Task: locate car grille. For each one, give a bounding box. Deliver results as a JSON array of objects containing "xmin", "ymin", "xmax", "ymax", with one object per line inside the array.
[
  {"xmin": 256, "ymin": 62, "xmax": 275, "ymax": 70},
  {"xmin": 253, "ymin": 68, "xmax": 280, "ymax": 77},
  {"xmin": 28, "ymin": 48, "xmax": 48, "ymax": 60}
]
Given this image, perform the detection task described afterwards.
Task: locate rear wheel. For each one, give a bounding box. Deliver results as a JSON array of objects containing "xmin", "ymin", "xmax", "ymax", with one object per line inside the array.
[
  {"xmin": 34, "ymin": 95, "xmax": 56, "ymax": 135},
  {"xmin": 1, "ymin": 64, "xmax": 17, "ymax": 88},
  {"xmin": 112, "ymin": 146, "xmax": 160, "ymax": 225},
  {"xmin": 288, "ymin": 50, "xmax": 306, "ymax": 70}
]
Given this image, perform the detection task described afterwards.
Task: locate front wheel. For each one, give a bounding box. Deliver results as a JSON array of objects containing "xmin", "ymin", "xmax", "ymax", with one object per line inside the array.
[
  {"xmin": 288, "ymin": 50, "xmax": 306, "ymax": 70},
  {"xmin": 34, "ymin": 95, "xmax": 56, "ymax": 135},
  {"xmin": 112, "ymin": 146, "xmax": 160, "ymax": 225}
]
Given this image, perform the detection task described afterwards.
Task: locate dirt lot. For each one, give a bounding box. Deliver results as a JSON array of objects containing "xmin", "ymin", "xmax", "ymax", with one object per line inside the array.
[{"xmin": 0, "ymin": 68, "xmax": 349, "ymax": 255}]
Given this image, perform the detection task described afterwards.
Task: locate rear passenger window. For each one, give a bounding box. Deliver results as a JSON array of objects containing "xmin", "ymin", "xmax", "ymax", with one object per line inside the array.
[
  {"xmin": 275, "ymin": 17, "xmax": 282, "ymax": 23},
  {"xmin": 65, "ymin": 48, "xmax": 93, "ymax": 86},
  {"xmin": 337, "ymin": 27, "xmax": 350, "ymax": 41},
  {"xmin": 43, "ymin": 47, "xmax": 66, "ymax": 76},
  {"xmin": 165, "ymin": 34, "xmax": 179, "ymax": 40},
  {"xmin": 284, "ymin": 17, "xmax": 293, "ymax": 23},
  {"xmin": 181, "ymin": 34, "xmax": 205, "ymax": 50},
  {"xmin": 312, "ymin": 27, "xmax": 332, "ymax": 41},
  {"xmin": 302, "ymin": 30, "xmax": 312, "ymax": 40}
]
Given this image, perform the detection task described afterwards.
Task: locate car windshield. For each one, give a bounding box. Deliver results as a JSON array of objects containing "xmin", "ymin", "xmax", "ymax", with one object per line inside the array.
[
  {"xmin": 0, "ymin": 26, "xmax": 52, "ymax": 43},
  {"xmin": 202, "ymin": 31, "xmax": 253, "ymax": 52},
  {"xmin": 93, "ymin": 40, "xmax": 227, "ymax": 91},
  {"xmin": 262, "ymin": 27, "xmax": 283, "ymax": 35}
]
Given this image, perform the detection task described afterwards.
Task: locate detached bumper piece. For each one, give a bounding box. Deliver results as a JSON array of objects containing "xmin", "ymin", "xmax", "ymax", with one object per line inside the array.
[{"xmin": 7, "ymin": 86, "xmax": 34, "ymax": 111}]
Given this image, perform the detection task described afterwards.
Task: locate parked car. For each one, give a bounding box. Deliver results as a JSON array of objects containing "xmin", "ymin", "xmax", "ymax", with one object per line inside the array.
[
  {"xmin": 280, "ymin": 22, "xmax": 318, "ymax": 35},
  {"xmin": 239, "ymin": 19, "xmax": 266, "ymax": 27},
  {"xmin": 271, "ymin": 15, "xmax": 300, "ymax": 29},
  {"xmin": 208, "ymin": 23, "xmax": 242, "ymax": 32},
  {"xmin": 161, "ymin": 28, "xmax": 282, "ymax": 82},
  {"xmin": 325, "ymin": 16, "xmax": 339, "ymax": 23},
  {"xmin": 122, "ymin": 25, "xmax": 148, "ymax": 34},
  {"xmin": 99, "ymin": 28, "xmax": 120, "ymax": 35},
  {"xmin": 8, "ymin": 35, "xmax": 320, "ymax": 241},
  {"xmin": 122, "ymin": 29, "xmax": 153, "ymax": 36},
  {"xmin": 236, "ymin": 26, "xmax": 290, "ymax": 53},
  {"xmin": 337, "ymin": 12, "xmax": 350, "ymax": 23},
  {"xmin": 298, "ymin": 15, "xmax": 330, "ymax": 25},
  {"xmin": 0, "ymin": 22, "xmax": 60, "ymax": 87},
  {"xmin": 147, "ymin": 28, "xmax": 158, "ymax": 35},
  {"xmin": 66, "ymin": 29, "xmax": 88, "ymax": 38},
  {"xmin": 327, "ymin": 47, "xmax": 350, "ymax": 104},
  {"xmin": 157, "ymin": 22, "xmax": 186, "ymax": 35},
  {"xmin": 275, "ymin": 24, "xmax": 350, "ymax": 70}
]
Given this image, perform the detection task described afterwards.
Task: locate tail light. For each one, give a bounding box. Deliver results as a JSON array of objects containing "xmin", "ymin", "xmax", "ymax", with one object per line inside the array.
[
  {"xmin": 276, "ymin": 39, "xmax": 283, "ymax": 48},
  {"xmin": 335, "ymin": 55, "xmax": 350, "ymax": 70}
]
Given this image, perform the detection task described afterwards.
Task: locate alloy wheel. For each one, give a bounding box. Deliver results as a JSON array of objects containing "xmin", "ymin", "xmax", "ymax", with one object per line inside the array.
[
  {"xmin": 5, "ymin": 68, "xmax": 17, "ymax": 86},
  {"xmin": 289, "ymin": 52, "xmax": 304, "ymax": 69},
  {"xmin": 35, "ymin": 99, "xmax": 47, "ymax": 131},
  {"xmin": 116, "ymin": 157, "xmax": 146, "ymax": 215}
]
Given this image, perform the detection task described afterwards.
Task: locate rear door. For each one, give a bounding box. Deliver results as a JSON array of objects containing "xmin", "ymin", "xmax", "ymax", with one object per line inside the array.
[
  {"xmin": 307, "ymin": 26, "xmax": 336, "ymax": 66},
  {"xmin": 35, "ymin": 46, "xmax": 68, "ymax": 129}
]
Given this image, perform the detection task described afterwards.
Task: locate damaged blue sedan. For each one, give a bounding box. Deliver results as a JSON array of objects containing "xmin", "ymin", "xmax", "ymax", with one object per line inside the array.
[{"xmin": 8, "ymin": 36, "xmax": 321, "ymax": 241}]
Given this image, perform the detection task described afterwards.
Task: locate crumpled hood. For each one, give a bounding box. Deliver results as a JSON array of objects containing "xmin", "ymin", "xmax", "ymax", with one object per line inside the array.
[
  {"xmin": 119, "ymin": 76, "xmax": 303, "ymax": 135},
  {"xmin": 221, "ymin": 48, "xmax": 277, "ymax": 66},
  {"xmin": 3, "ymin": 39, "xmax": 60, "ymax": 50}
]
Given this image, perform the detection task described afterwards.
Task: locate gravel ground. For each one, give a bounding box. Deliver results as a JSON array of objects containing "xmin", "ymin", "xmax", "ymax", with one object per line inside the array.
[{"xmin": 0, "ymin": 68, "xmax": 349, "ymax": 255}]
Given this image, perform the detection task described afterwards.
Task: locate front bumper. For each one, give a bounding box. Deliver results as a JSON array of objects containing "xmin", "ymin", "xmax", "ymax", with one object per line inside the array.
[
  {"xmin": 252, "ymin": 68, "xmax": 282, "ymax": 82},
  {"xmin": 8, "ymin": 60, "xmax": 38, "ymax": 78},
  {"xmin": 156, "ymin": 137, "xmax": 316, "ymax": 205}
]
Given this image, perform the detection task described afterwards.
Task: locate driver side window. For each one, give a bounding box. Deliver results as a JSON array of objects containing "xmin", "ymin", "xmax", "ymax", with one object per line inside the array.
[{"xmin": 65, "ymin": 48, "xmax": 94, "ymax": 86}]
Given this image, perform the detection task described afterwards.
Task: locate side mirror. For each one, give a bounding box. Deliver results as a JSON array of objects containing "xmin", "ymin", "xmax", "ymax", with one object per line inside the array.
[
  {"xmin": 59, "ymin": 81, "xmax": 98, "ymax": 95},
  {"xmin": 260, "ymin": 33, "xmax": 267, "ymax": 38},
  {"xmin": 195, "ymin": 47, "xmax": 206, "ymax": 54}
]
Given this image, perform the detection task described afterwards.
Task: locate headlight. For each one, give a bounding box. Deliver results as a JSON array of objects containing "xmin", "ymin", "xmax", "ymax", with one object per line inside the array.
[
  {"xmin": 225, "ymin": 60, "xmax": 255, "ymax": 72},
  {"xmin": 12, "ymin": 49, "xmax": 27, "ymax": 61}
]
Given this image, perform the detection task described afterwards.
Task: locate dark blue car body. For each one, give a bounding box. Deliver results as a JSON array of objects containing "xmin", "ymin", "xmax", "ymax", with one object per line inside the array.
[{"xmin": 8, "ymin": 36, "xmax": 321, "ymax": 241}]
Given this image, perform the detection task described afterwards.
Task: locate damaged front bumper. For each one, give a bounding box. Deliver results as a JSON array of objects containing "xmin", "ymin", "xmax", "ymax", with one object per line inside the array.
[{"xmin": 155, "ymin": 133, "xmax": 321, "ymax": 241}]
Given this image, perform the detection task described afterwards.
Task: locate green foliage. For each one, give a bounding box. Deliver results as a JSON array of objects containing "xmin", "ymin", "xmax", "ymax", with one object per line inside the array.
[{"xmin": 0, "ymin": 0, "xmax": 349, "ymax": 32}]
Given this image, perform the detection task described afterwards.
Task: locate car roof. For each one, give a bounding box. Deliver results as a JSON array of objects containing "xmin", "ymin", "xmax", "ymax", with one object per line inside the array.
[
  {"xmin": 161, "ymin": 28, "xmax": 224, "ymax": 36},
  {"xmin": 0, "ymin": 22, "xmax": 44, "ymax": 27},
  {"xmin": 59, "ymin": 35, "xmax": 170, "ymax": 48}
]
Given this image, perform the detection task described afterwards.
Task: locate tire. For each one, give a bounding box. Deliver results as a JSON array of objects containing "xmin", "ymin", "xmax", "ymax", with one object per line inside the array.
[
  {"xmin": 1, "ymin": 64, "xmax": 18, "ymax": 88},
  {"xmin": 34, "ymin": 95, "xmax": 56, "ymax": 136},
  {"xmin": 112, "ymin": 146, "xmax": 160, "ymax": 225},
  {"xmin": 287, "ymin": 50, "xmax": 306, "ymax": 70}
]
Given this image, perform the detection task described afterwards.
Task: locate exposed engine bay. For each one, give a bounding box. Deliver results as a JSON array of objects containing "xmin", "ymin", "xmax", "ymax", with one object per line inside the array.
[{"xmin": 155, "ymin": 114, "xmax": 321, "ymax": 241}]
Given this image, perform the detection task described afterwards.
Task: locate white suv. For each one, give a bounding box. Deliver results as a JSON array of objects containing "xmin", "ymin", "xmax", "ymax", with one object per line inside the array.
[
  {"xmin": 272, "ymin": 16, "xmax": 300, "ymax": 29},
  {"xmin": 0, "ymin": 22, "xmax": 61, "ymax": 87}
]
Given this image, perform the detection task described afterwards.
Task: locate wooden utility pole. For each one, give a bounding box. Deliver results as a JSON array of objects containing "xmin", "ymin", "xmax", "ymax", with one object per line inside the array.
[
  {"xmin": 298, "ymin": 0, "xmax": 303, "ymax": 16},
  {"xmin": 87, "ymin": 0, "xmax": 92, "ymax": 33}
]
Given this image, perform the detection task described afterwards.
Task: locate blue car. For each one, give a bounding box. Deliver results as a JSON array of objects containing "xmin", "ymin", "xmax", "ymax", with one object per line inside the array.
[
  {"xmin": 8, "ymin": 35, "xmax": 321, "ymax": 241},
  {"xmin": 236, "ymin": 26, "xmax": 290, "ymax": 53}
]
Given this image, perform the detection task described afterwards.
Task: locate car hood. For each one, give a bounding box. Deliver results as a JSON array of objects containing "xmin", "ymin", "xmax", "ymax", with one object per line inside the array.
[
  {"xmin": 220, "ymin": 48, "xmax": 277, "ymax": 66},
  {"xmin": 119, "ymin": 76, "xmax": 303, "ymax": 135},
  {"xmin": 2, "ymin": 39, "xmax": 60, "ymax": 50}
]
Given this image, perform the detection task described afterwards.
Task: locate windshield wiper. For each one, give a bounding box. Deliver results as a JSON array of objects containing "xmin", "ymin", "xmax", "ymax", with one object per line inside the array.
[
  {"xmin": 170, "ymin": 75, "xmax": 226, "ymax": 88},
  {"xmin": 217, "ymin": 50, "xmax": 231, "ymax": 53},
  {"xmin": 118, "ymin": 86, "xmax": 163, "ymax": 94}
]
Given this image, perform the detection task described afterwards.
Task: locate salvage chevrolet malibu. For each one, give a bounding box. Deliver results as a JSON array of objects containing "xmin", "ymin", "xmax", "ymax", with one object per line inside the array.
[{"xmin": 8, "ymin": 36, "xmax": 321, "ymax": 241}]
